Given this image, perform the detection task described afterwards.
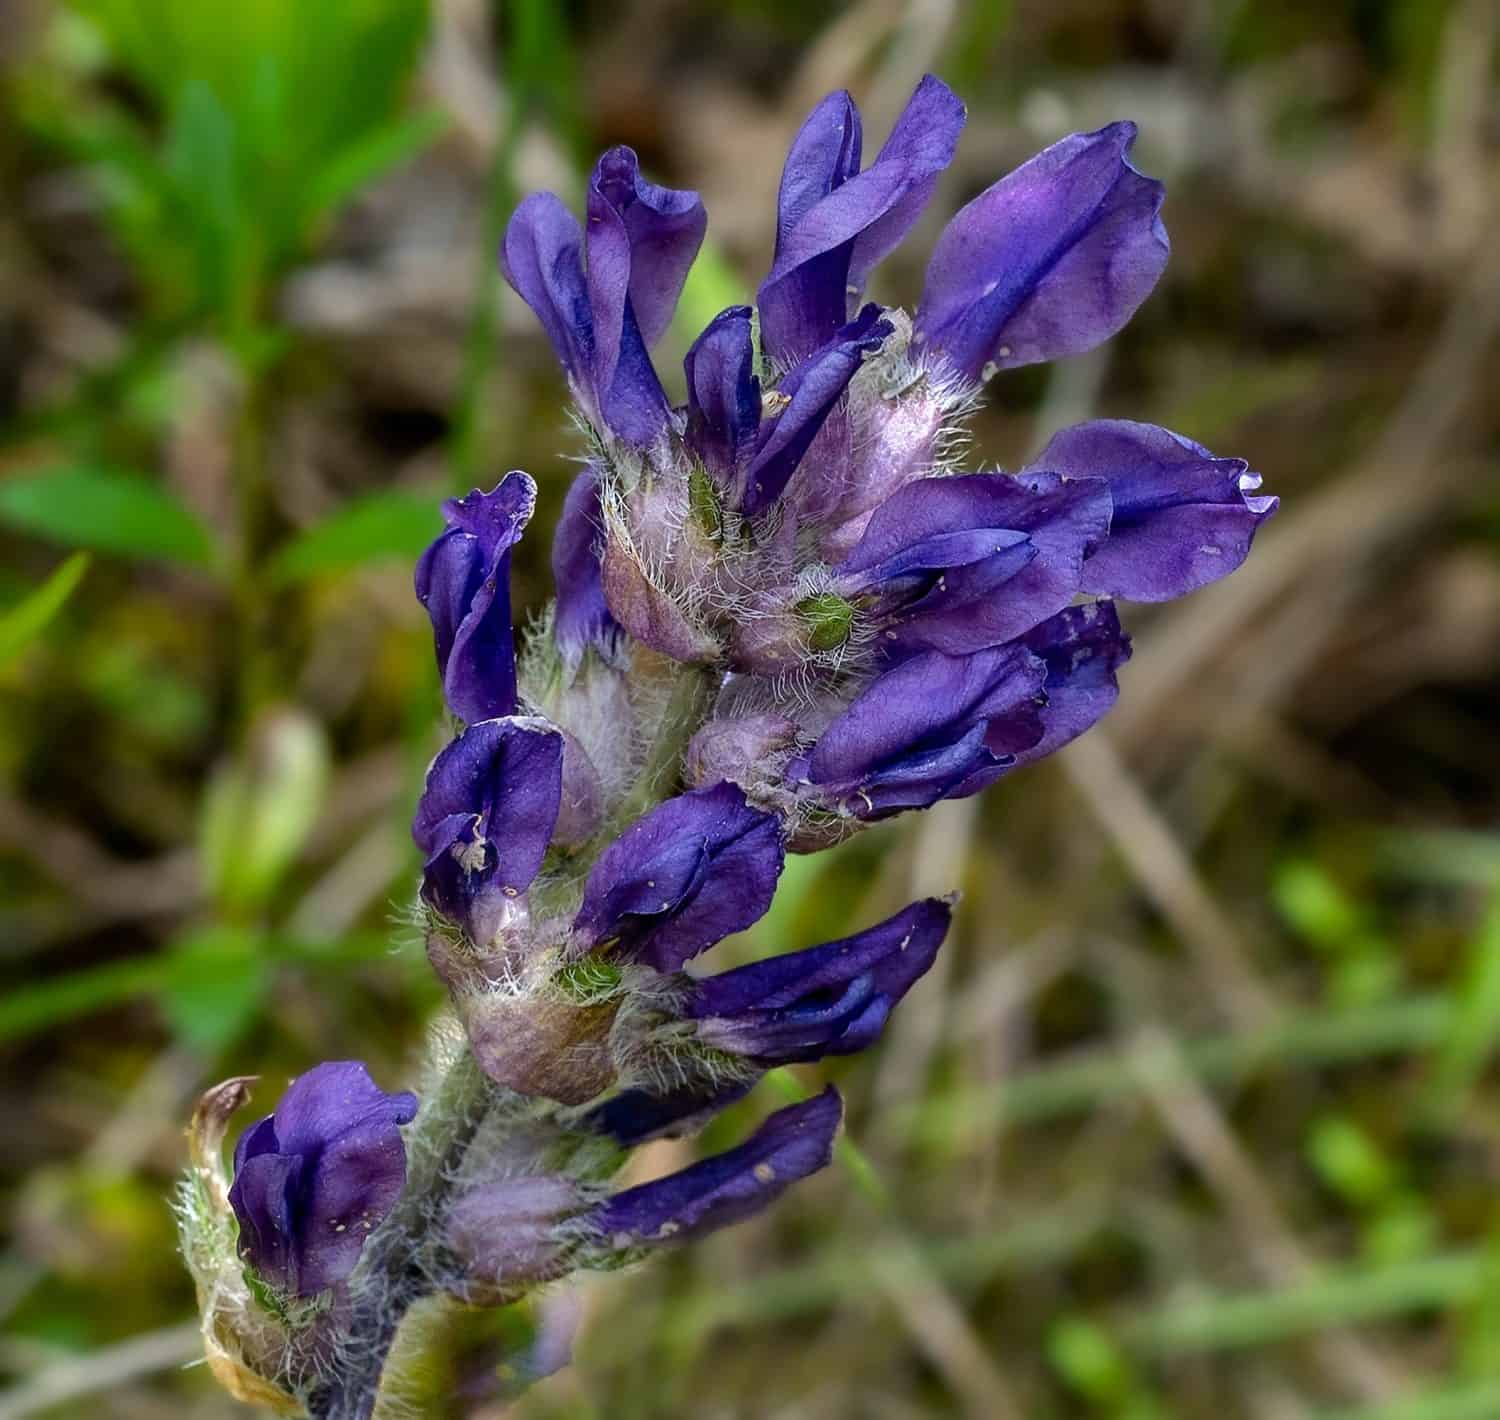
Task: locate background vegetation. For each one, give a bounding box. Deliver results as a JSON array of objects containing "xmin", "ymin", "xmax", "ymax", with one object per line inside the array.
[{"xmin": 1, "ymin": 0, "xmax": 1498, "ymax": 1415}]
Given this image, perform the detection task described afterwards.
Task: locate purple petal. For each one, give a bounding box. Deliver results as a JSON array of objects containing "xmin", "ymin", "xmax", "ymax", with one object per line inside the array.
[
  {"xmin": 587, "ymin": 1080, "xmax": 756, "ymax": 1148},
  {"xmin": 684, "ymin": 306, "xmax": 760, "ymax": 484},
  {"xmin": 588, "ymin": 146, "xmax": 707, "ymax": 350},
  {"xmin": 414, "ymin": 473, "xmax": 537, "ymax": 726},
  {"xmin": 847, "ymin": 75, "xmax": 969, "ymax": 286},
  {"xmin": 502, "ymin": 193, "xmax": 594, "ymax": 393},
  {"xmin": 691, "ymin": 898, "xmax": 951, "ymax": 1063},
  {"xmin": 267, "ymin": 1060, "xmax": 417, "ymax": 1158},
  {"xmin": 1013, "ymin": 601, "xmax": 1133, "ymax": 765},
  {"xmin": 914, "ymin": 122, "xmax": 1168, "ymax": 381},
  {"xmin": 805, "ymin": 642, "xmax": 1047, "ymax": 790},
  {"xmin": 228, "ymin": 1151, "xmax": 301, "ymax": 1293},
  {"xmin": 573, "ymin": 782, "xmax": 785, "ymax": 971},
  {"xmin": 759, "ymin": 76, "xmax": 964, "ymax": 364},
  {"xmin": 228, "ymin": 1061, "xmax": 417, "ymax": 1297},
  {"xmin": 594, "ymin": 1088, "xmax": 842, "ymax": 1248},
  {"xmin": 774, "ymin": 90, "xmax": 863, "ymax": 257},
  {"xmin": 296, "ymin": 1114, "xmax": 412, "ymax": 1294},
  {"xmin": 742, "ymin": 305, "xmax": 892, "ymax": 517},
  {"xmin": 585, "ymin": 147, "xmax": 705, "ymax": 444},
  {"xmin": 837, "ymin": 472, "xmax": 1112, "ymax": 654},
  {"xmin": 412, "ymin": 717, "xmax": 564, "ymax": 921},
  {"xmin": 551, "ymin": 467, "xmax": 622, "ymax": 668},
  {"xmin": 1025, "ymin": 419, "xmax": 1278, "ymax": 601}
]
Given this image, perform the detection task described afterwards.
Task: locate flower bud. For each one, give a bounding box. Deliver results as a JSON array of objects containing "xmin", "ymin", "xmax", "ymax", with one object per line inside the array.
[
  {"xmin": 589, "ymin": 1089, "xmax": 842, "ymax": 1253},
  {"xmin": 460, "ymin": 992, "xmax": 620, "ymax": 1106},
  {"xmin": 446, "ymin": 1176, "xmax": 586, "ymax": 1303},
  {"xmin": 227, "ymin": 1062, "xmax": 417, "ymax": 1298}
]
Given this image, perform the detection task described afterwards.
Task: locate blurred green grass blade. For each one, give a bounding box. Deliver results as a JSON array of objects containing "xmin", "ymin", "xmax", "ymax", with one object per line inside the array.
[
  {"xmin": 0, "ymin": 467, "xmax": 221, "ymax": 568},
  {"xmin": 1380, "ymin": 830, "xmax": 1500, "ymax": 885},
  {"xmin": 663, "ymin": 1208, "xmax": 1101, "ymax": 1342},
  {"xmin": 199, "ymin": 709, "xmax": 332, "ymax": 914},
  {"xmin": 1313, "ymin": 1380, "xmax": 1500, "ymax": 1420},
  {"xmin": 0, "ymin": 554, "xmax": 89, "ymax": 667},
  {"xmin": 903, "ymin": 994, "xmax": 1454, "ymax": 1142},
  {"xmin": 1124, "ymin": 1251, "xmax": 1489, "ymax": 1356},
  {"xmin": 161, "ymin": 925, "xmax": 271, "ymax": 1051},
  {"xmin": 267, "ymin": 488, "xmax": 445, "ymax": 583},
  {"xmin": 305, "ymin": 110, "xmax": 449, "ymax": 224},
  {"xmin": 0, "ymin": 934, "xmax": 405, "ymax": 1045},
  {"xmin": 0, "ymin": 955, "xmax": 172, "ymax": 1041},
  {"xmin": 1421, "ymin": 878, "xmax": 1500, "ymax": 1123}
]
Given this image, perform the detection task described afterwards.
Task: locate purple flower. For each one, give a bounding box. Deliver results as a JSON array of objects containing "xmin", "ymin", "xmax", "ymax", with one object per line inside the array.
[
  {"xmin": 792, "ymin": 642, "xmax": 1049, "ymax": 816},
  {"xmin": 832, "ymin": 471, "xmax": 1112, "ymax": 657},
  {"xmin": 228, "ymin": 1061, "xmax": 417, "ymax": 1298},
  {"xmin": 592, "ymin": 1088, "xmax": 841, "ymax": 1249},
  {"xmin": 573, "ymin": 782, "xmax": 785, "ymax": 972},
  {"xmin": 914, "ymin": 122, "xmax": 1167, "ymax": 382},
  {"xmin": 412, "ymin": 717, "xmax": 563, "ymax": 942},
  {"xmin": 1013, "ymin": 601, "xmax": 1133, "ymax": 765},
  {"xmin": 415, "ymin": 474, "xmax": 536, "ymax": 726},
  {"xmin": 690, "ymin": 898, "xmax": 951, "ymax": 1063},
  {"xmin": 684, "ymin": 306, "xmax": 760, "ymax": 488},
  {"xmin": 759, "ymin": 76, "xmax": 965, "ymax": 364},
  {"xmin": 741, "ymin": 304, "xmax": 893, "ymax": 517},
  {"xmin": 550, "ymin": 467, "xmax": 622, "ymax": 668},
  {"xmin": 1023, "ymin": 419, "xmax": 1278, "ymax": 601},
  {"xmin": 503, "ymin": 149, "xmax": 705, "ymax": 446}
]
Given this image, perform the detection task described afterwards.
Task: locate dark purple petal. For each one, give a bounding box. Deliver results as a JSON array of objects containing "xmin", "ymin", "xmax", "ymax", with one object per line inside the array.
[
  {"xmin": 502, "ymin": 193, "xmax": 594, "ymax": 393},
  {"xmin": 846, "ymin": 75, "xmax": 969, "ymax": 286},
  {"xmin": 914, "ymin": 122, "xmax": 1168, "ymax": 381},
  {"xmin": 267, "ymin": 1060, "xmax": 417, "ymax": 1158},
  {"xmin": 414, "ymin": 473, "xmax": 537, "ymax": 725},
  {"xmin": 742, "ymin": 305, "xmax": 892, "ymax": 517},
  {"xmin": 412, "ymin": 717, "xmax": 564, "ymax": 930},
  {"xmin": 836, "ymin": 472, "xmax": 1112, "ymax": 655},
  {"xmin": 593, "ymin": 1088, "xmax": 841, "ymax": 1248},
  {"xmin": 296, "ymin": 1115, "xmax": 413, "ymax": 1294},
  {"xmin": 573, "ymin": 782, "xmax": 785, "ymax": 971},
  {"xmin": 228, "ymin": 1062, "xmax": 417, "ymax": 1297},
  {"xmin": 774, "ymin": 90, "xmax": 863, "ymax": 258},
  {"xmin": 759, "ymin": 76, "xmax": 964, "ymax": 364},
  {"xmin": 584, "ymin": 147, "xmax": 705, "ymax": 445},
  {"xmin": 588, "ymin": 146, "xmax": 707, "ymax": 351},
  {"xmin": 691, "ymin": 898, "xmax": 951, "ymax": 1063},
  {"xmin": 551, "ymin": 468, "xmax": 622, "ymax": 668},
  {"xmin": 684, "ymin": 306, "xmax": 760, "ymax": 484},
  {"xmin": 1013, "ymin": 601, "xmax": 1132, "ymax": 765},
  {"xmin": 587, "ymin": 1080, "xmax": 756, "ymax": 1148},
  {"xmin": 229, "ymin": 1151, "xmax": 301, "ymax": 1293},
  {"xmin": 1024, "ymin": 420, "xmax": 1278, "ymax": 601},
  {"xmin": 803, "ymin": 643, "xmax": 1047, "ymax": 800}
]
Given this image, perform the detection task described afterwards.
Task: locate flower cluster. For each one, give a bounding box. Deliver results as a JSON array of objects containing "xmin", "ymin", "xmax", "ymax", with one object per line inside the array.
[{"xmin": 183, "ymin": 75, "xmax": 1273, "ymax": 1417}]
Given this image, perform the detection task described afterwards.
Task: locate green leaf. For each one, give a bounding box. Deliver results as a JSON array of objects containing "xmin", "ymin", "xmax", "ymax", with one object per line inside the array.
[
  {"xmin": 161, "ymin": 925, "xmax": 271, "ymax": 1051},
  {"xmin": 0, "ymin": 467, "xmax": 220, "ymax": 568},
  {"xmin": 304, "ymin": 110, "xmax": 449, "ymax": 227},
  {"xmin": 0, "ymin": 954, "xmax": 170, "ymax": 1042},
  {"xmin": 0, "ymin": 554, "xmax": 90, "ymax": 667},
  {"xmin": 267, "ymin": 487, "xmax": 444, "ymax": 584},
  {"xmin": 199, "ymin": 708, "xmax": 332, "ymax": 914}
]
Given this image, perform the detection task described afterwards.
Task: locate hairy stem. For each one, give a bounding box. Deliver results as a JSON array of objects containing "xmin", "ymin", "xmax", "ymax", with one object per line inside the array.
[{"xmin": 313, "ymin": 665, "xmax": 719, "ymax": 1417}]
